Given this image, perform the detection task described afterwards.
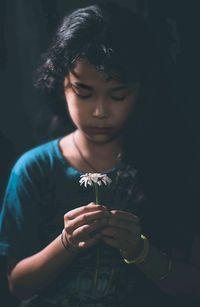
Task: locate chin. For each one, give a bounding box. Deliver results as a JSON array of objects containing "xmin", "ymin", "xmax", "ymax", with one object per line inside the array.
[{"xmin": 85, "ymin": 132, "xmax": 121, "ymax": 144}]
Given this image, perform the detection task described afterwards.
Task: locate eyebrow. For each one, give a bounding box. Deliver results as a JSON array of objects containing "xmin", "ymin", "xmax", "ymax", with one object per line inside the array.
[
  {"xmin": 70, "ymin": 69, "xmax": 129, "ymax": 91},
  {"xmin": 110, "ymin": 86, "xmax": 129, "ymax": 92},
  {"xmin": 72, "ymin": 82, "xmax": 93, "ymax": 91},
  {"xmin": 72, "ymin": 82, "xmax": 129, "ymax": 92}
]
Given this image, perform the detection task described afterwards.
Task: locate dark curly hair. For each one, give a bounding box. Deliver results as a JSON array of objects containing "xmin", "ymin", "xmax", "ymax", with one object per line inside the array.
[
  {"xmin": 35, "ymin": 2, "xmax": 162, "ymax": 103},
  {"xmin": 34, "ymin": 2, "xmax": 178, "ymax": 168},
  {"xmin": 34, "ymin": 2, "xmax": 166, "ymax": 156}
]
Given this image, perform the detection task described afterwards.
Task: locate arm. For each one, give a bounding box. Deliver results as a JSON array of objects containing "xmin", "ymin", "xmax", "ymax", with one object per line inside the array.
[
  {"xmin": 137, "ymin": 237, "xmax": 200, "ymax": 296},
  {"xmin": 8, "ymin": 203, "xmax": 109, "ymax": 299},
  {"xmin": 8, "ymin": 234, "xmax": 74, "ymax": 299},
  {"xmin": 101, "ymin": 210, "xmax": 200, "ymax": 297}
]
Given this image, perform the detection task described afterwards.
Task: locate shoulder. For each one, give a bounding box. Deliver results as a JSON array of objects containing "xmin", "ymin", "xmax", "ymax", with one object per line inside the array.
[{"xmin": 12, "ymin": 138, "xmax": 60, "ymax": 179}]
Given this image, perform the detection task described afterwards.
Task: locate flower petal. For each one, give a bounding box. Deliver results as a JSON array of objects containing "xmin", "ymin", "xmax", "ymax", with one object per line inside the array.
[{"xmin": 79, "ymin": 173, "xmax": 111, "ymax": 187}]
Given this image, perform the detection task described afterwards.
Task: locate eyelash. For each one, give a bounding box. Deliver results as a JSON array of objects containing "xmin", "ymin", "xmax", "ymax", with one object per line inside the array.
[
  {"xmin": 76, "ymin": 93, "xmax": 127, "ymax": 101},
  {"xmin": 75, "ymin": 93, "xmax": 92, "ymax": 99},
  {"xmin": 71, "ymin": 86, "xmax": 91, "ymax": 99},
  {"xmin": 110, "ymin": 95, "xmax": 127, "ymax": 101},
  {"xmin": 71, "ymin": 86, "xmax": 129, "ymax": 101}
]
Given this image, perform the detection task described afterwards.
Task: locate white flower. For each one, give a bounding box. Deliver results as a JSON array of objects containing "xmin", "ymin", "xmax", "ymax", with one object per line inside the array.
[{"xmin": 79, "ymin": 173, "xmax": 112, "ymax": 188}]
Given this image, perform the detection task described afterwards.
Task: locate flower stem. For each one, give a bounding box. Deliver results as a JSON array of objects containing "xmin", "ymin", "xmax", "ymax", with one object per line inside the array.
[
  {"xmin": 94, "ymin": 246, "xmax": 100, "ymax": 288},
  {"xmin": 94, "ymin": 183, "xmax": 99, "ymax": 204},
  {"xmin": 93, "ymin": 183, "xmax": 100, "ymax": 289}
]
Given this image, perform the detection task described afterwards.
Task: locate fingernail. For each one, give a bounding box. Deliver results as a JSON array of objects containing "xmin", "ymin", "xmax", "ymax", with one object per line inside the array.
[{"xmin": 102, "ymin": 205, "xmax": 108, "ymax": 210}]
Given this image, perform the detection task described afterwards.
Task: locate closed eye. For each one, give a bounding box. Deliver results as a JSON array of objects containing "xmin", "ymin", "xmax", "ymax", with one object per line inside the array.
[
  {"xmin": 110, "ymin": 88, "xmax": 132, "ymax": 101},
  {"xmin": 71, "ymin": 83, "xmax": 93, "ymax": 99},
  {"xmin": 110, "ymin": 95, "xmax": 128, "ymax": 101}
]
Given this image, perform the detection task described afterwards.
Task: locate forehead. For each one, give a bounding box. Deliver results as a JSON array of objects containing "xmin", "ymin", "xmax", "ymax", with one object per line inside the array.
[{"xmin": 68, "ymin": 59, "xmax": 123, "ymax": 85}]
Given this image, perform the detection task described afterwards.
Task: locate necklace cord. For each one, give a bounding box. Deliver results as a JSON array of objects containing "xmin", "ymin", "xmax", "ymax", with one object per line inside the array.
[
  {"xmin": 72, "ymin": 132, "xmax": 98, "ymax": 172},
  {"xmin": 72, "ymin": 132, "xmax": 122, "ymax": 173}
]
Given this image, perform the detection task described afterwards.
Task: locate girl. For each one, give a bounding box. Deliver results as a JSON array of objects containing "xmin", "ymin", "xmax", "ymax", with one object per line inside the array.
[{"xmin": 0, "ymin": 2, "xmax": 200, "ymax": 307}]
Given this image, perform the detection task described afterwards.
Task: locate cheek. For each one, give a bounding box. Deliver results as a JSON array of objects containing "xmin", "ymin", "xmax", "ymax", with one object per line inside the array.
[
  {"xmin": 67, "ymin": 104, "xmax": 81, "ymax": 124},
  {"xmin": 115, "ymin": 99, "xmax": 136, "ymax": 124},
  {"xmin": 65, "ymin": 92, "xmax": 78, "ymax": 118},
  {"xmin": 65, "ymin": 95, "xmax": 88, "ymax": 126}
]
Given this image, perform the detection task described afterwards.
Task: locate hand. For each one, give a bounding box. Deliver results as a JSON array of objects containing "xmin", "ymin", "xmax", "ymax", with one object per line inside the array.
[
  {"xmin": 101, "ymin": 210, "xmax": 142, "ymax": 259},
  {"xmin": 63, "ymin": 202, "xmax": 109, "ymax": 251}
]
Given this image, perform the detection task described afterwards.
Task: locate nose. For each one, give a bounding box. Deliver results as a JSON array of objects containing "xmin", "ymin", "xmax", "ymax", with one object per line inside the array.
[{"xmin": 92, "ymin": 100, "xmax": 109, "ymax": 119}]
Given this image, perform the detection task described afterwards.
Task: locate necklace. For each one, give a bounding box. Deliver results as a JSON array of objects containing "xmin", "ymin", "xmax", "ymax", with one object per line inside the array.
[
  {"xmin": 72, "ymin": 132, "xmax": 122, "ymax": 173},
  {"xmin": 72, "ymin": 132, "xmax": 98, "ymax": 172}
]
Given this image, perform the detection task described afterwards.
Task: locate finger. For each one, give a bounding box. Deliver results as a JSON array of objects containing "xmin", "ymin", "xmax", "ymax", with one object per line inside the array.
[
  {"xmin": 108, "ymin": 210, "xmax": 140, "ymax": 229},
  {"xmin": 102, "ymin": 228, "xmax": 141, "ymax": 255},
  {"xmin": 109, "ymin": 210, "xmax": 139, "ymax": 222},
  {"xmin": 65, "ymin": 210, "xmax": 109, "ymax": 234},
  {"xmin": 78, "ymin": 232, "xmax": 101, "ymax": 249},
  {"xmin": 64, "ymin": 203, "xmax": 107, "ymax": 221},
  {"xmin": 101, "ymin": 236, "xmax": 119, "ymax": 249},
  {"xmin": 102, "ymin": 226, "xmax": 140, "ymax": 241},
  {"xmin": 108, "ymin": 219, "xmax": 140, "ymax": 232},
  {"xmin": 71, "ymin": 219, "xmax": 106, "ymax": 242}
]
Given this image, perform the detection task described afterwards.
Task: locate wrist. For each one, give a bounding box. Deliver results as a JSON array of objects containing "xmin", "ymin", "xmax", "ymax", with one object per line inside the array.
[
  {"xmin": 137, "ymin": 244, "xmax": 173, "ymax": 282},
  {"xmin": 61, "ymin": 229, "xmax": 78, "ymax": 254},
  {"xmin": 121, "ymin": 234, "xmax": 150, "ymax": 265}
]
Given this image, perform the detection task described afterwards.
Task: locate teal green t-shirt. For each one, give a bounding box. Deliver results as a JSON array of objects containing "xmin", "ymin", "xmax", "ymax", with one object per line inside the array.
[{"xmin": 0, "ymin": 138, "xmax": 171, "ymax": 307}]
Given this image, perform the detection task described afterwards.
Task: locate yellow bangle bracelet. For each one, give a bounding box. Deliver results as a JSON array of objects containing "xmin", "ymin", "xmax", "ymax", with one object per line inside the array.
[{"xmin": 122, "ymin": 234, "xmax": 150, "ymax": 265}]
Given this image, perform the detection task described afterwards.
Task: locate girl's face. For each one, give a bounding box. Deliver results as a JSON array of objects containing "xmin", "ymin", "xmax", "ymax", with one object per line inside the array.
[{"xmin": 64, "ymin": 60, "xmax": 140, "ymax": 144}]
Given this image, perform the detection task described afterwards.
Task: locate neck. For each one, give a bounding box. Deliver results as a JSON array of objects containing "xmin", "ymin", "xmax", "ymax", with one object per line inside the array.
[
  {"xmin": 75, "ymin": 130, "xmax": 121, "ymax": 156},
  {"xmin": 73, "ymin": 129, "xmax": 122, "ymax": 172}
]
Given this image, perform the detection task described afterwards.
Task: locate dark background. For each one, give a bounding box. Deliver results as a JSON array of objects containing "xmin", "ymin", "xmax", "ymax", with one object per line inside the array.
[{"xmin": 0, "ymin": 0, "xmax": 199, "ymax": 306}]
